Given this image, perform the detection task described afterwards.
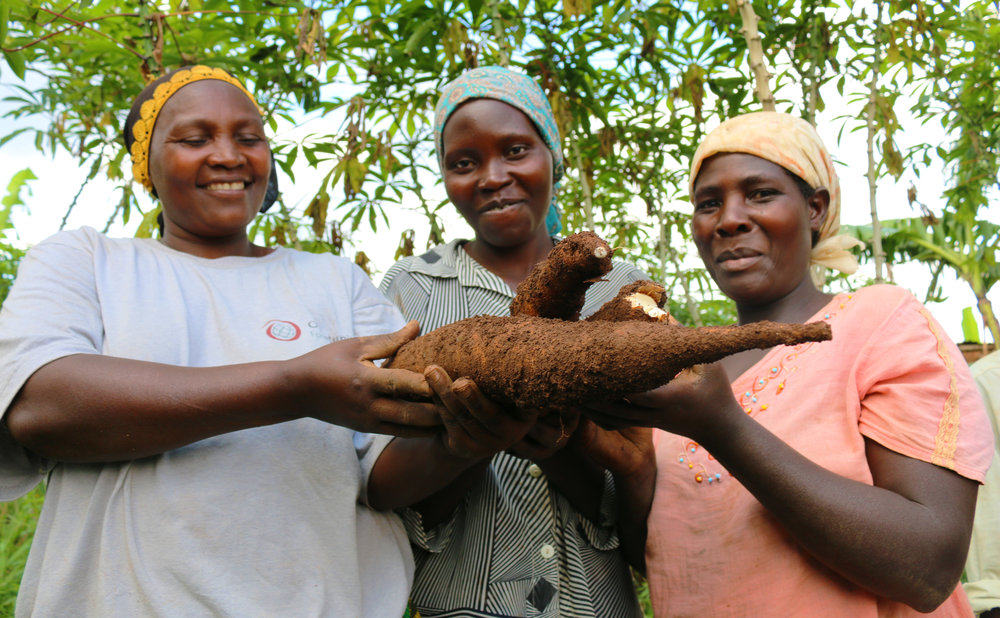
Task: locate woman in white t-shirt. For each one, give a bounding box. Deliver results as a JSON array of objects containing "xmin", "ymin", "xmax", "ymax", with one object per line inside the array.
[{"xmin": 0, "ymin": 65, "xmax": 455, "ymax": 617}]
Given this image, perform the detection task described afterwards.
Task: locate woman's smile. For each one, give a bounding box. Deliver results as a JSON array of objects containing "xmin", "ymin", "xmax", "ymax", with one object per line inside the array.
[
  {"xmin": 714, "ymin": 247, "xmax": 765, "ymax": 272},
  {"xmin": 478, "ymin": 197, "xmax": 528, "ymax": 214}
]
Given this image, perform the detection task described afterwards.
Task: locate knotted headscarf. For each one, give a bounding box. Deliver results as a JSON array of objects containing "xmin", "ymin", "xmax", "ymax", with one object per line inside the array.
[
  {"xmin": 689, "ymin": 111, "xmax": 864, "ymax": 285},
  {"xmin": 434, "ymin": 66, "xmax": 563, "ymax": 235},
  {"xmin": 123, "ymin": 65, "xmax": 278, "ymax": 213}
]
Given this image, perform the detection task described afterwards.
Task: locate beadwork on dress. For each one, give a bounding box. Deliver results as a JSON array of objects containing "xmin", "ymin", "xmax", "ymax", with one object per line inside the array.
[{"xmin": 676, "ymin": 294, "xmax": 853, "ymax": 485}]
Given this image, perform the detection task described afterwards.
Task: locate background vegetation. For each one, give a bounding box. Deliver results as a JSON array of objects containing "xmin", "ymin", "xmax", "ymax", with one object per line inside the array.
[{"xmin": 1, "ymin": 0, "xmax": 997, "ymax": 612}]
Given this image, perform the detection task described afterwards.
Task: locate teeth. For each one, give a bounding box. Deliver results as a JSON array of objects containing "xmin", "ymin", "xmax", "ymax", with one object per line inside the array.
[{"xmin": 206, "ymin": 182, "xmax": 244, "ymax": 191}]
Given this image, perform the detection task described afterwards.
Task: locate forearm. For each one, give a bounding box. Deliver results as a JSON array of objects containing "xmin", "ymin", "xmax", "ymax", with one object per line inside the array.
[
  {"xmin": 700, "ymin": 409, "xmax": 974, "ymax": 611},
  {"xmin": 367, "ymin": 435, "xmax": 487, "ymax": 518},
  {"xmin": 614, "ymin": 466, "xmax": 655, "ymax": 573},
  {"xmin": 5, "ymin": 354, "xmax": 298, "ymax": 462}
]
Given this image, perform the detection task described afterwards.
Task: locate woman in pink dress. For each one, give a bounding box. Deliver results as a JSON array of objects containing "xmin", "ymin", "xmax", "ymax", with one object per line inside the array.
[{"xmin": 586, "ymin": 111, "xmax": 993, "ymax": 617}]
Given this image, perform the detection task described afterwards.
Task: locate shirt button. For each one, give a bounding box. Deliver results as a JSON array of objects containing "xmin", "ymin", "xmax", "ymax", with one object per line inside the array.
[
  {"xmin": 527, "ymin": 464, "xmax": 543, "ymax": 478},
  {"xmin": 540, "ymin": 544, "xmax": 555, "ymax": 559}
]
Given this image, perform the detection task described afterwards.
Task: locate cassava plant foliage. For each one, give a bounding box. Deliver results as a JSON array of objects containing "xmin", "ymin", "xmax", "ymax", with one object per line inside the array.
[{"xmin": 0, "ymin": 0, "xmax": 998, "ymax": 335}]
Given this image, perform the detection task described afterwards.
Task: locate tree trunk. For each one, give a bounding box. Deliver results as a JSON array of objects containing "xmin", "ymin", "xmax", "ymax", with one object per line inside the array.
[
  {"xmin": 977, "ymin": 293, "xmax": 1000, "ymax": 346},
  {"xmin": 865, "ymin": 4, "xmax": 886, "ymax": 283},
  {"xmin": 735, "ymin": 0, "xmax": 775, "ymax": 111},
  {"xmin": 490, "ymin": 0, "xmax": 509, "ymax": 66},
  {"xmin": 573, "ymin": 138, "xmax": 594, "ymax": 231}
]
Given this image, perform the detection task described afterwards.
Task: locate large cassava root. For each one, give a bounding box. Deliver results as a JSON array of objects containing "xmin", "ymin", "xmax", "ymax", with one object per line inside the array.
[
  {"xmin": 386, "ymin": 231, "xmax": 832, "ymax": 410},
  {"xmin": 386, "ymin": 315, "xmax": 831, "ymax": 410}
]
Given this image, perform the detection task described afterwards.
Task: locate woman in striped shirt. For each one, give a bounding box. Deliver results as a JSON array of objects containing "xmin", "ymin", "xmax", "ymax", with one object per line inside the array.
[{"xmin": 369, "ymin": 66, "xmax": 650, "ymax": 618}]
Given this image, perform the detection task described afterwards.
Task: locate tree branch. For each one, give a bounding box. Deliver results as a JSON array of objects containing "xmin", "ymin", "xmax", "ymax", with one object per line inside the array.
[
  {"xmin": 735, "ymin": 0, "xmax": 775, "ymax": 111},
  {"xmin": 865, "ymin": 4, "xmax": 886, "ymax": 283}
]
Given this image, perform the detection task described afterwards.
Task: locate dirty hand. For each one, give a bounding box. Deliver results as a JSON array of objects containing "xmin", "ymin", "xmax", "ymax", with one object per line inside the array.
[
  {"xmin": 287, "ymin": 321, "xmax": 442, "ymax": 437},
  {"xmin": 507, "ymin": 408, "xmax": 581, "ymax": 461},
  {"xmin": 573, "ymin": 420, "xmax": 654, "ymax": 480},
  {"xmin": 425, "ymin": 364, "xmax": 538, "ymax": 461},
  {"xmin": 583, "ymin": 362, "xmax": 741, "ymax": 442}
]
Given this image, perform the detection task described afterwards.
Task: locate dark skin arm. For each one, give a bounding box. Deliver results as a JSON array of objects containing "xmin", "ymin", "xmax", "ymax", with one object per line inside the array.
[
  {"xmin": 572, "ymin": 420, "xmax": 655, "ymax": 572},
  {"xmin": 367, "ymin": 365, "xmax": 537, "ymax": 523},
  {"xmin": 586, "ymin": 363, "xmax": 978, "ymax": 612},
  {"xmin": 5, "ymin": 322, "xmax": 442, "ymax": 462},
  {"xmin": 372, "ymin": 405, "xmax": 611, "ymax": 530}
]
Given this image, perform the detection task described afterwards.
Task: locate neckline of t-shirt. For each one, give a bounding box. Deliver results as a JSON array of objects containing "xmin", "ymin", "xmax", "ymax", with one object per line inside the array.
[{"xmin": 143, "ymin": 237, "xmax": 288, "ymax": 266}]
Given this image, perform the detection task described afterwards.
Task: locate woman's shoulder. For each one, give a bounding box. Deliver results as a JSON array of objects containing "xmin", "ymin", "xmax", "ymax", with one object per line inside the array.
[
  {"xmin": 277, "ymin": 246, "xmax": 353, "ymax": 268},
  {"xmin": 28, "ymin": 226, "xmax": 154, "ymax": 259},
  {"xmin": 824, "ymin": 284, "xmax": 919, "ymax": 322},
  {"xmin": 383, "ymin": 240, "xmax": 464, "ymax": 280},
  {"xmin": 608, "ymin": 257, "xmax": 651, "ymax": 280},
  {"xmin": 580, "ymin": 259, "xmax": 652, "ymax": 315},
  {"xmin": 34, "ymin": 226, "xmax": 108, "ymax": 246},
  {"xmin": 849, "ymin": 283, "xmax": 919, "ymax": 306},
  {"xmin": 825, "ymin": 284, "xmax": 945, "ymax": 350}
]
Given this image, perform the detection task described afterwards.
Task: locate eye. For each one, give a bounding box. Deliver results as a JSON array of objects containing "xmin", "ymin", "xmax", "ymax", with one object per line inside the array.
[
  {"xmin": 693, "ymin": 198, "xmax": 720, "ymax": 212},
  {"xmin": 507, "ymin": 144, "xmax": 528, "ymax": 157},
  {"xmin": 178, "ymin": 137, "xmax": 208, "ymax": 146},
  {"xmin": 748, "ymin": 188, "xmax": 779, "ymax": 202},
  {"xmin": 237, "ymin": 134, "xmax": 265, "ymax": 146},
  {"xmin": 448, "ymin": 157, "xmax": 475, "ymax": 172}
]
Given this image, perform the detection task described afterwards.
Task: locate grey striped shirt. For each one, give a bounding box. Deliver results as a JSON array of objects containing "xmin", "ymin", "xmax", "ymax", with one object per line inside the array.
[{"xmin": 380, "ymin": 238, "xmax": 647, "ymax": 618}]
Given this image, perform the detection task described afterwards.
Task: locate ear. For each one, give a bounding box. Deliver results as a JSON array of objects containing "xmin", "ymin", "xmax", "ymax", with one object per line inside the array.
[{"xmin": 808, "ymin": 188, "xmax": 830, "ymax": 235}]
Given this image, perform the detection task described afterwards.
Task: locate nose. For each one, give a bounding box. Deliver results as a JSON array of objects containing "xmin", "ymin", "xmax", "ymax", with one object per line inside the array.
[
  {"xmin": 206, "ymin": 136, "xmax": 246, "ymax": 168},
  {"xmin": 715, "ymin": 194, "xmax": 752, "ymax": 237},
  {"xmin": 477, "ymin": 156, "xmax": 512, "ymax": 191}
]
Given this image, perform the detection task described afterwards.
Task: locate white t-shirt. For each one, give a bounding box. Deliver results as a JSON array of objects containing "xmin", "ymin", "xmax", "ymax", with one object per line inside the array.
[{"xmin": 0, "ymin": 227, "xmax": 413, "ymax": 617}]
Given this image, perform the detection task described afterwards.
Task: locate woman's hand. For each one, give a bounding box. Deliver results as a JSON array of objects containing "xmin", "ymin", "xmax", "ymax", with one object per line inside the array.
[
  {"xmin": 573, "ymin": 419, "xmax": 654, "ymax": 481},
  {"xmin": 506, "ymin": 409, "xmax": 580, "ymax": 461},
  {"xmin": 424, "ymin": 364, "xmax": 538, "ymax": 461},
  {"xmin": 368, "ymin": 367, "xmax": 535, "ymax": 514},
  {"xmin": 583, "ymin": 362, "xmax": 742, "ymax": 443},
  {"xmin": 7, "ymin": 322, "xmax": 444, "ymax": 462},
  {"xmin": 286, "ymin": 321, "xmax": 443, "ymax": 437}
]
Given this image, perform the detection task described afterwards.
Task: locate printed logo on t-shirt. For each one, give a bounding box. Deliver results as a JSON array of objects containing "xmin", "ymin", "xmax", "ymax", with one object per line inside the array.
[
  {"xmin": 264, "ymin": 320, "xmax": 302, "ymax": 341},
  {"xmin": 306, "ymin": 320, "xmax": 338, "ymax": 344}
]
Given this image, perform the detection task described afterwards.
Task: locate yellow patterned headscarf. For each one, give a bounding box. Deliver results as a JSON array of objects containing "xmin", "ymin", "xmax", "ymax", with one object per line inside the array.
[
  {"xmin": 689, "ymin": 111, "xmax": 864, "ymax": 285},
  {"xmin": 125, "ymin": 65, "xmax": 260, "ymax": 193}
]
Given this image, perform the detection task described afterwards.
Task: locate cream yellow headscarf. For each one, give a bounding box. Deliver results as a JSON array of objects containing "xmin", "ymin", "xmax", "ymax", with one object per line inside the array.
[{"xmin": 689, "ymin": 111, "xmax": 864, "ymax": 286}]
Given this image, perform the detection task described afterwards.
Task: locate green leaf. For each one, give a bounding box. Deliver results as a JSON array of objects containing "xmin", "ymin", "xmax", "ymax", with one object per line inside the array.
[
  {"xmin": 466, "ymin": 0, "xmax": 483, "ymax": 20},
  {"xmin": 961, "ymin": 307, "xmax": 981, "ymax": 344},
  {"xmin": 404, "ymin": 21, "xmax": 435, "ymax": 55},
  {"xmin": 1, "ymin": 168, "xmax": 36, "ymax": 209},
  {"xmin": 0, "ymin": 127, "xmax": 30, "ymax": 148},
  {"xmin": 2, "ymin": 48, "xmax": 25, "ymax": 80},
  {"xmin": 0, "ymin": 0, "xmax": 9, "ymax": 42}
]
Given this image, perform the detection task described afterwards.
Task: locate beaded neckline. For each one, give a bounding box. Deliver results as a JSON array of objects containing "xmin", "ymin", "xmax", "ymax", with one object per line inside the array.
[{"xmin": 675, "ymin": 293, "xmax": 854, "ymax": 485}]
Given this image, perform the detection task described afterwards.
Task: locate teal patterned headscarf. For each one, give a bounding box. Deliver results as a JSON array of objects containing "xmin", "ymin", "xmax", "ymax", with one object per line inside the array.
[{"xmin": 434, "ymin": 66, "xmax": 564, "ymax": 235}]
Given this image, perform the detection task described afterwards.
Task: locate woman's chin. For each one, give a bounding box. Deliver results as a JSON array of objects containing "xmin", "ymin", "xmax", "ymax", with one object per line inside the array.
[{"xmin": 474, "ymin": 220, "xmax": 546, "ymax": 248}]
